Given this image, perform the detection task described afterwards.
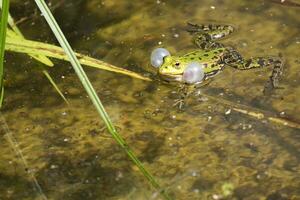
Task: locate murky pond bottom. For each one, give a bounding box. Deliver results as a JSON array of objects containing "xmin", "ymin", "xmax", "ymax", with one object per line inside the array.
[{"xmin": 1, "ymin": 0, "xmax": 299, "ymax": 199}]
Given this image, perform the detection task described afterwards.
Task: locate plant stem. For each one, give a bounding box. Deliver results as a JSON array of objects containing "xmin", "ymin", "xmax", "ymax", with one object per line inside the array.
[
  {"xmin": 34, "ymin": 0, "xmax": 171, "ymax": 199},
  {"xmin": 0, "ymin": 0, "xmax": 9, "ymax": 107}
]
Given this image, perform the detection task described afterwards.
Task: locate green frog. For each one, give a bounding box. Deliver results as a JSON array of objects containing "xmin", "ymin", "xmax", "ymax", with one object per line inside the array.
[{"xmin": 151, "ymin": 22, "xmax": 283, "ymax": 93}]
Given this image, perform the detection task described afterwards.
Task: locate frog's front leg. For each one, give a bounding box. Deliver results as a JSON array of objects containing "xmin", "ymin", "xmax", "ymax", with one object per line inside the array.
[
  {"xmin": 187, "ymin": 22, "xmax": 234, "ymax": 49},
  {"xmin": 173, "ymin": 84, "xmax": 195, "ymax": 109},
  {"xmin": 226, "ymin": 52, "xmax": 283, "ymax": 92}
]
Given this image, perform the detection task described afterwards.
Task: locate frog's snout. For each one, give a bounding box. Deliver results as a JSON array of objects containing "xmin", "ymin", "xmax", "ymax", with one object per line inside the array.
[
  {"xmin": 158, "ymin": 65, "xmax": 167, "ymax": 73},
  {"xmin": 150, "ymin": 48, "xmax": 170, "ymax": 68}
]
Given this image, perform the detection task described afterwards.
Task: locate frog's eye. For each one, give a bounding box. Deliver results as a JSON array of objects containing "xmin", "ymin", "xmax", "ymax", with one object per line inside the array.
[
  {"xmin": 174, "ymin": 62, "xmax": 181, "ymax": 69},
  {"xmin": 183, "ymin": 62, "xmax": 205, "ymax": 84},
  {"xmin": 150, "ymin": 48, "xmax": 171, "ymax": 68}
]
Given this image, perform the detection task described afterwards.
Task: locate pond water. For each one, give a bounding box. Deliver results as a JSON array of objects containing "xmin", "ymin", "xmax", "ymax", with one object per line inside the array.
[{"xmin": 1, "ymin": 0, "xmax": 299, "ymax": 199}]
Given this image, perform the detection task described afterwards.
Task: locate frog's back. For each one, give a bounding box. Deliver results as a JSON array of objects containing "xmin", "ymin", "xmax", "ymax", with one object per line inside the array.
[
  {"xmin": 183, "ymin": 48, "xmax": 226, "ymax": 62},
  {"xmin": 182, "ymin": 48, "xmax": 226, "ymax": 75}
]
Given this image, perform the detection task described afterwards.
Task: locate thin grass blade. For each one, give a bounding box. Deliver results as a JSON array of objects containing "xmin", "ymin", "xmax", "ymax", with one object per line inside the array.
[
  {"xmin": 33, "ymin": 0, "xmax": 170, "ymax": 199},
  {"xmin": 0, "ymin": 0, "xmax": 9, "ymax": 107},
  {"xmin": 7, "ymin": 12, "xmax": 54, "ymax": 67},
  {"xmin": 41, "ymin": 69, "xmax": 69, "ymax": 104},
  {"xmin": 7, "ymin": 13, "xmax": 69, "ymax": 103},
  {"xmin": 5, "ymin": 35, "xmax": 151, "ymax": 81}
]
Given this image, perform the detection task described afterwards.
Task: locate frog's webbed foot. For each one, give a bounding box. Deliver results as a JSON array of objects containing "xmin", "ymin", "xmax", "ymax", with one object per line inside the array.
[
  {"xmin": 263, "ymin": 57, "xmax": 284, "ymax": 94},
  {"xmin": 173, "ymin": 98, "xmax": 185, "ymax": 110},
  {"xmin": 173, "ymin": 84, "xmax": 189, "ymax": 109},
  {"xmin": 263, "ymin": 79, "xmax": 284, "ymax": 95}
]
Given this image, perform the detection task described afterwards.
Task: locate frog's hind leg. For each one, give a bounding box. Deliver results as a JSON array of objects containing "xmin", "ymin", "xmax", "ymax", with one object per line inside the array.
[
  {"xmin": 187, "ymin": 22, "xmax": 234, "ymax": 50},
  {"xmin": 193, "ymin": 34, "xmax": 224, "ymax": 50},
  {"xmin": 187, "ymin": 22, "xmax": 234, "ymax": 40},
  {"xmin": 228, "ymin": 55, "xmax": 284, "ymax": 92}
]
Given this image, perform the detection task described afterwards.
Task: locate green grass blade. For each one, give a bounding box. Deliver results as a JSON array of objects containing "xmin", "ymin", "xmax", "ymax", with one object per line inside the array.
[
  {"xmin": 7, "ymin": 12, "xmax": 22, "ymax": 35},
  {"xmin": 7, "ymin": 12, "xmax": 54, "ymax": 67},
  {"xmin": 7, "ymin": 13, "xmax": 68, "ymax": 104},
  {"xmin": 0, "ymin": 87, "xmax": 4, "ymax": 106},
  {"xmin": 0, "ymin": 0, "xmax": 9, "ymax": 107},
  {"xmin": 5, "ymin": 35, "xmax": 151, "ymax": 81},
  {"xmin": 34, "ymin": 0, "xmax": 170, "ymax": 199},
  {"xmin": 41, "ymin": 68, "xmax": 69, "ymax": 104}
]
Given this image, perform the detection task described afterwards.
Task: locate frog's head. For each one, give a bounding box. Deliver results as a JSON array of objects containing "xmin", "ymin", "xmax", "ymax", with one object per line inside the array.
[
  {"xmin": 158, "ymin": 55, "xmax": 187, "ymax": 81},
  {"xmin": 151, "ymin": 48, "xmax": 205, "ymax": 84}
]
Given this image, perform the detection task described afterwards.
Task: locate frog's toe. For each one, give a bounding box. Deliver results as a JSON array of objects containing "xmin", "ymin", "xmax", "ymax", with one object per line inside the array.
[
  {"xmin": 263, "ymin": 79, "xmax": 284, "ymax": 95},
  {"xmin": 173, "ymin": 99, "xmax": 185, "ymax": 110},
  {"xmin": 186, "ymin": 22, "xmax": 204, "ymax": 33},
  {"xmin": 186, "ymin": 22, "xmax": 200, "ymax": 28},
  {"xmin": 263, "ymin": 83, "xmax": 273, "ymax": 95}
]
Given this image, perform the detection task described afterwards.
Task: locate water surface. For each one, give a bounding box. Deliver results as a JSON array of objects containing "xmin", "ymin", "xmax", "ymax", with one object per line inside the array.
[{"xmin": 1, "ymin": 0, "xmax": 299, "ymax": 199}]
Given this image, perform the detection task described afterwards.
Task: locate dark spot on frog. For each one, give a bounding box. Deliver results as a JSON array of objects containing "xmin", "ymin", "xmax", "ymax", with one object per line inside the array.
[
  {"xmin": 198, "ymin": 57, "xmax": 202, "ymax": 60},
  {"xmin": 200, "ymin": 43, "xmax": 206, "ymax": 49},
  {"xmin": 258, "ymin": 58, "xmax": 265, "ymax": 66},
  {"xmin": 274, "ymin": 60, "xmax": 282, "ymax": 64},
  {"xmin": 245, "ymin": 59, "xmax": 252, "ymax": 68},
  {"xmin": 204, "ymin": 53, "xmax": 209, "ymax": 57}
]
